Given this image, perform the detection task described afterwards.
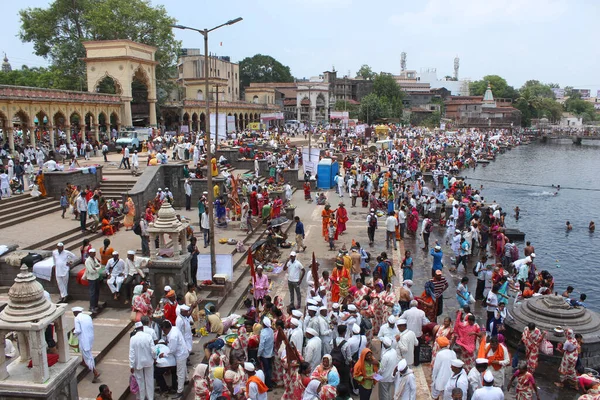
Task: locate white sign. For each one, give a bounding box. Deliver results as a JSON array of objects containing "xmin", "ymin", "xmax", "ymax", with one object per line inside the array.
[
  {"xmin": 209, "ymin": 113, "xmax": 227, "ymax": 141},
  {"xmin": 304, "ymin": 160, "xmax": 316, "ymax": 174},
  {"xmin": 196, "ymin": 253, "xmax": 234, "ymax": 282},
  {"xmin": 227, "ymin": 115, "xmax": 236, "ymax": 133}
]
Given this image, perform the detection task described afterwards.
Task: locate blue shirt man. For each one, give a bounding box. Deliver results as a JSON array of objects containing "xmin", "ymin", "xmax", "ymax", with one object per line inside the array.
[
  {"xmin": 430, "ymin": 246, "xmax": 444, "ymax": 272},
  {"xmin": 87, "ymin": 197, "xmax": 99, "ymax": 216},
  {"xmin": 295, "ymin": 219, "xmax": 305, "ymax": 236},
  {"xmin": 257, "ymin": 317, "xmax": 274, "ymax": 388}
]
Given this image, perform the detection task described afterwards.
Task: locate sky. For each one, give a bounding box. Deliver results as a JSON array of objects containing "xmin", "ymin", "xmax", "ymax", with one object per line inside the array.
[{"xmin": 1, "ymin": 0, "xmax": 599, "ymax": 94}]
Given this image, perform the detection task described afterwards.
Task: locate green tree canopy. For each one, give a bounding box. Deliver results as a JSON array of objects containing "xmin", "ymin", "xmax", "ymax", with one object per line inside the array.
[
  {"xmin": 520, "ymin": 80, "xmax": 555, "ymax": 99},
  {"xmin": 356, "ymin": 64, "xmax": 376, "ymax": 80},
  {"xmin": 238, "ymin": 54, "xmax": 294, "ymax": 91},
  {"xmin": 470, "ymin": 75, "xmax": 518, "ymax": 100},
  {"xmin": 358, "ymin": 93, "xmax": 383, "ymax": 124},
  {"xmin": 565, "ymin": 96, "xmax": 596, "ymax": 122},
  {"xmin": 0, "ymin": 65, "xmax": 63, "ymax": 88},
  {"xmin": 19, "ymin": 0, "xmax": 179, "ymax": 95},
  {"xmin": 333, "ymin": 100, "xmax": 359, "ymax": 119}
]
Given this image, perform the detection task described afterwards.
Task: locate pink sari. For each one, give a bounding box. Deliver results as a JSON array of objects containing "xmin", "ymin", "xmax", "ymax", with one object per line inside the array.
[{"xmin": 454, "ymin": 311, "xmax": 480, "ymax": 371}]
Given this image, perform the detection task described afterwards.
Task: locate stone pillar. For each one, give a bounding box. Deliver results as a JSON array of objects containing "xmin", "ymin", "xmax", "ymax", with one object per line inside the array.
[
  {"xmin": 149, "ymin": 100, "xmax": 157, "ymax": 127},
  {"xmin": 310, "ymin": 107, "xmax": 316, "ymax": 124},
  {"xmin": 297, "ymin": 106, "xmax": 301, "ymax": 122},
  {"xmin": 48, "ymin": 125, "xmax": 55, "ymax": 149},
  {"xmin": 93, "ymin": 124, "xmax": 100, "ymax": 143},
  {"xmin": 54, "ymin": 315, "xmax": 69, "ymax": 363},
  {"xmin": 29, "ymin": 126, "xmax": 36, "ymax": 148},
  {"xmin": 7, "ymin": 127, "xmax": 15, "ymax": 154},
  {"xmin": 122, "ymin": 97, "xmax": 133, "ymax": 127},
  {"xmin": 29, "ymin": 329, "xmax": 49, "ymax": 383},
  {"xmin": 65, "ymin": 125, "xmax": 71, "ymax": 145},
  {"xmin": 17, "ymin": 332, "xmax": 30, "ymax": 360},
  {"xmin": 0, "ymin": 332, "xmax": 8, "ymax": 380}
]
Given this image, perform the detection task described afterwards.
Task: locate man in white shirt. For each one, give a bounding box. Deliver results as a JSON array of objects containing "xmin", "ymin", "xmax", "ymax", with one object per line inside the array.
[
  {"xmin": 385, "ymin": 211, "xmax": 399, "ymax": 250},
  {"xmin": 378, "ymin": 316, "xmax": 400, "ymax": 345},
  {"xmin": 73, "ymin": 307, "xmax": 101, "ymax": 382},
  {"xmin": 154, "ymin": 339, "xmax": 176, "ymax": 394},
  {"xmin": 76, "ymin": 193, "xmax": 88, "ymax": 232},
  {"xmin": 175, "ymin": 305, "xmax": 193, "ymax": 353},
  {"xmin": 184, "ymin": 179, "xmax": 192, "ymax": 211},
  {"xmin": 105, "ymin": 251, "xmax": 126, "ymax": 300},
  {"xmin": 84, "ymin": 248, "xmax": 101, "ymax": 313},
  {"xmin": 303, "ymin": 328, "xmax": 322, "ymax": 372},
  {"xmin": 140, "ymin": 315, "xmax": 158, "ymax": 343},
  {"xmin": 379, "ymin": 337, "xmax": 399, "ymax": 400},
  {"xmin": 431, "ymin": 339, "xmax": 457, "ymax": 399},
  {"xmin": 396, "ymin": 319, "xmax": 419, "ymax": 366},
  {"xmin": 346, "ymin": 323, "xmax": 367, "ymax": 361},
  {"xmin": 132, "ymin": 150, "xmax": 139, "ymax": 173},
  {"xmin": 245, "ymin": 362, "xmax": 268, "ymax": 400},
  {"xmin": 129, "ymin": 321, "xmax": 156, "ymax": 400},
  {"xmin": 283, "ymin": 251, "xmax": 305, "ymax": 308},
  {"xmin": 394, "ymin": 359, "xmax": 417, "ymax": 400},
  {"xmin": 160, "ymin": 320, "xmax": 189, "ymax": 398},
  {"xmin": 288, "ymin": 318, "xmax": 304, "ymax": 353},
  {"xmin": 400, "ymin": 300, "xmax": 429, "ymax": 365},
  {"xmin": 398, "ymin": 206, "xmax": 407, "ymax": 239},
  {"xmin": 444, "ymin": 359, "xmax": 468, "ymax": 400},
  {"xmin": 472, "ymin": 370, "xmax": 505, "ymax": 400},
  {"xmin": 52, "ymin": 242, "xmax": 76, "ymax": 302},
  {"xmin": 468, "ymin": 358, "xmax": 489, "ymax": 398},
  {"xmin": 123, "ymin": 250, "xmax": 144, "ymax": 305}
]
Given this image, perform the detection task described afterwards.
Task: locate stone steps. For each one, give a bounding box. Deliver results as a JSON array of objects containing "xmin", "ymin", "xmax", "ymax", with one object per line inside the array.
[{"xmin": 0, "ymin": 197, "xmax": 63, "ymax": 230}]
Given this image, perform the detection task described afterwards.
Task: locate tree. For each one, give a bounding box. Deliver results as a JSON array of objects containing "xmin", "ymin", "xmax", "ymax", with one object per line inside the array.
[
  {"xmin": 373, "ymin": 74, "xmax": 403, "ymax": 100},
  {"xmin": 358, "ymin": 93, "xmax": 383, "ymax": 124},
  {"xmin": 356, "ymin": 64, "xmax": 376, "ymax": 80},
  {"xmin": 333, "ymin": 100, "xmax": 359, "ymax": 119},
  {"xmin": 469, "ymin": 75, "xmax": 518, "ymax": 100},
  {"xmin": 521, "ymin": 80, "xmax": 555, "ymax": 99},
  {"xmin": 565, "ymin": 96, "xmax": 596, "ymax": 120},
  {"xmin": 238, "ymin": 54, "xmax": 294, "ymax": 91},
  {"xmin": 19, "ymin": 0, "xmax": 179, "ymax": 95}
]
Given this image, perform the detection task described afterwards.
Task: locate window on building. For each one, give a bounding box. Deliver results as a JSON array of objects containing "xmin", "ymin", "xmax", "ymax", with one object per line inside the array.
[
  {"xmin": 218, "ymin": 70, "xmax": 220, "ymax": 77},
  {"xmin": 253, "ymin": 95, "xmax": 259, "ymax": 104},
  {"xmin": 228, "ymin": 71, "xmax": 230, "ymax": 78},
  {"xmin": 228, "ymin": 87, "xmax": 231, "ymax": 93},
  {"xmin": 197, "ymin": 90, "xmax": 204, "ymax": 100}
]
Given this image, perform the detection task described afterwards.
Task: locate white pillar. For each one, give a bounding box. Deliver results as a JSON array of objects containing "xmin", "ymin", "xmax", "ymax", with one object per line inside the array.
[
  {"xmin": 122, "ymin": 98, "xmax": 133, "ymax": 127},
  {"xmin": 55, "ymin": 316, "xmax": 69, "ymax": 363},
  {"xmin": 29, "ymin": 330, "xmax": 49, "ymax": 384},
  {"xmin": 149, "ymin": 100, "xmax": 157, "ymax": 127}
]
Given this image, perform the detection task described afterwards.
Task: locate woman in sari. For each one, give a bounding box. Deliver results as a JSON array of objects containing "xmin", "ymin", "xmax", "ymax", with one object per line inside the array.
[
  {"xmin": 193, "ymin": 363, "xmax": 210, "ymax": 400},
  {"xmin": 185, "ymin": 283, "xmax": 200, "ymax": 333},
  {"xmin": 211, "ymin": 367, "xmax": 228, "ymax": 399},
  {"xmin": 240, "ymin": 198, "xmax": 250, "ymax": 232},
  {"xmin": 352, "ymin": 348, "xmax": 379, "ymax": 400},
  {"xmin": 132, "ymin": 284, "xmax": 153, "ymax": 322},
  {"xmin": 322, "ymin": 204, "xmax": 334, "ymax": 241},
  {"xmin": 223, "ymin": 357, "xmax": 246, "ymax": 398},
  {"xmin": 452, "ymin": 310, "xmax": 482, "ymax": 371},
  {"xmin": 335, "ymin": 203, "xmax": 348, "ymax": 239},
  {"xmin": 508, "ymin": 361, "xmax": 541, "ymax": 400},
  {"xmin": 282, "ymin": 360, "xmax": 311, "ymax": 400},
  {"xmin": 310, "ymin": 355, "xmax": 338, "ymax": 383},
  {"xmin": 319, "ymin": 369, "xmax": 339, "ymax": 400},
  {"xmin": 401, "ymin": 250, "xmax": 414, "ymax": 281},
  {"xmin": 247, "ymin": 323, "xmax": 261, "ymax": 365},
  {"xmin": 555, "ymin": 329, "xmax": 581, "ymax": 389},
  {"xmin": 431, "ymin": 317, "xmax": 454, "ymax": 364},
  {"xmin": 101, "ymin": 218, "xmax": 115, "ymax": 236},
  {"xmin": 380, "ymin": 283, "xmax": 396, "ymax": 323},
  {"xmin": 577, "ymin": 374, "xmax": 600, "ymax": 397},
  {"xmin": 416, "ymin": 291, "xmax": 437, "ymax": 322},
  {"xmin": 80, "ymin": 239, "xmax": 92, "ymax": 264},
  {"xmin": 407, "ymin": 207, "xmax": 419, "ymax": 235},
  {"xmin": 123, "ymin": 197, "xmax": 135, "ymax": 230},
  {"xmin": 304, "ymin": 181, "xmax": 311, "ymax": 201},
  {"xmin": 231, "ymin": 325, "xmax": 249, "ymax": 362},
  {"xmin": 36, "ymin": 171, "xmax": 47, "ymax": 197},
  {"xmin": 330, "ymin": 259, "xmax": 350, "ymax": 304},
  {"xmin": 303, "ymin": 379, "xmax": 322, "ymax": 400},
  {"xmin": 271, "ymin": 196, "xmax": 283, "ymax": 219},
  {"xmin": 211, "ymin": 157, "xmax": 218, "ymax": 177},
  {"xmin": 249, "ymin": 190, "xmax": 258, "ymax": 216}
]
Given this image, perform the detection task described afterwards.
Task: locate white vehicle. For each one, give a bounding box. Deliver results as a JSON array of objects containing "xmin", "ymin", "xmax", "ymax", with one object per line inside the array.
[{"xmin": 116, "ymin": 127, "xmax": 152, "ymax": 150}]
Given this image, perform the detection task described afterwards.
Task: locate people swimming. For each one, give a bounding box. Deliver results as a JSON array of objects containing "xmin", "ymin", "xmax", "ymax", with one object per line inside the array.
[
  {"xmin": 566, "ymin": 221, "xmax": 573, "ymax": 231},
  {"xmin": 590, "ymin": 221, "xmax": 596, "ymax": 232}
]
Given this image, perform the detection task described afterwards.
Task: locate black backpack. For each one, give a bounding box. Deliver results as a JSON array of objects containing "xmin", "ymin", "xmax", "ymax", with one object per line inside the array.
[
  {"xmin": 133, "ymin": 221, "xmax": 142, "ymax": 235},
  {"xmin": 331, "ymin": 339, "xmax": 347, "ymax": 369},
  {"xmin": 369, "ymin": 215, "xmax": 377, "ymax": 228}
]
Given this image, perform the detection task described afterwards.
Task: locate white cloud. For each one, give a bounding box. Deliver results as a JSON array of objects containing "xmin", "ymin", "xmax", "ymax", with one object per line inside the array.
[{"xmin": 389, "ymin": 0, "xmax": 567, "ymax": 30}]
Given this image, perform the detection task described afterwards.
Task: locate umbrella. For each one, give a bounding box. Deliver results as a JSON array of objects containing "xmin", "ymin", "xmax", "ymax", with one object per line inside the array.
[
  {"xmin": 251, "ymin": 239, "xmax": 267, "ymax": 251},
  {"xmin": 268, "ymin": 216, "xmax": 289, "ymax": 227}
]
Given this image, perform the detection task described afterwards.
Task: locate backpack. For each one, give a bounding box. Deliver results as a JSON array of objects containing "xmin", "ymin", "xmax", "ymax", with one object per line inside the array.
[
  {"xmin": 352, "ymin": 336, "xmax": 363, "ymax": 362},
  {"xmin": 360, "ymin": 316, "xmax": 373, "ymax": 333},
  {"xmin": 331, "ymin": 340, "xmax": 347, "ymax": 369},
  {"xmin": 425, "ymin": 220, "xmax": 433, "ymax": 234},
  {"xmin": 369, "ymin": 215, "xmax": 377, "ymax": 229},
  {"xmin": 133, "ymin": 221, "xmax": 142, "ymax": 236}
]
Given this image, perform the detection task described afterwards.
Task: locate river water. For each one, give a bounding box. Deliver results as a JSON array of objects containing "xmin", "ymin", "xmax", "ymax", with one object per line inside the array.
[{"xmin": 463, "ymin": 139, "xmax": 600, "ymax": 311}]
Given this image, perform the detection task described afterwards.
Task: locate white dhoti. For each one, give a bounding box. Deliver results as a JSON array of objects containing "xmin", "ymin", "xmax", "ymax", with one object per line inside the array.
[
  {"xmin": 56, "ymin": 275, "xmax": 69, "ymax": 298},
  {"xmin": 81, "ymin": 348, "xmax": 95, "ymax": 371},
  {"xmin": 134, "ymin": 366, "xmax": 154, "ymax": 400},
  {"xmin": 107, "ymin": 275, "xmax": 125, "ymax": 293},
  {"xmin": 176, "ymin": 358, "xmax": 187, "ymax": 394}
]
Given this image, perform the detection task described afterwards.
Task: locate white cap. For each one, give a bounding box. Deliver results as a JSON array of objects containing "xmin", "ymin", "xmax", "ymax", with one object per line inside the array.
[
  {"xmin": 307, "ymin": 306, "xmax": 318, "ymax": 312},
  {"xmin": 158, "ymin": 188, "xmax": 162, "ymax": 191},
  {"xmin": 313, "ymin": 296, "xmax": 322, "ymax": 302},
  {"xmin": 388, "ymin": 316, "xmax": 396, "ymax": 324},
  {"xmin": 332, "ymin": 303, "xmax": 340, "ymax": 309},
  {"xmin": 396, "ymin": 318, "xmax": 408, "ymax": 325},
  {"xmin": 57, "ymin": 242, "xmax": 64, "ymax": 247},
  {"xmin": 112, "ymin": 251, "xmax": 119, "ymax": 255},
  {"xmin": 348, "ymin": 304, "xmax": 357, "ymax": 311},
  {"xmin": 525, "ymin": 256, "xmax": 532, "ymax": 263},
  {"xmin": 164, "ymin": 285, "xmax": 172, "ymax": 292},
  {"xmin": 179, "ymin": 305, "xmax": 190, "ymax": 311},
  {"xmin": 398, "ymin": 359, "xmax": 407, "ymax": 371},
  {"xmin": 319, "ymin": 306, "xmax": 327, "ymax": 312},
  {"xmin": 455, "ymin": 229, "xmax": 461, "ymax": 233},
  {"xmin": 434, "ymin": 245, "xmax": 441, "ymax": 250},
  {"xmin": 262, "ymin": 317, "xmax": 271, "ymax": 328},
  {"xmin": 290, "ymin": 251, "xmax": 297, "ymax": 256},
  {"xmin": 292, "ymin": 310, "xmax": 303, "ymax": 318},
  {"xmin": 290, "ymin": 318, "xmax": 300, "ymax": 326},
  {"xmin": 134, "ymin": 321, "xmax": 143, "ymax": 328},
  {"xmin": 71, "ymin": 306, "xmax": 84, "ymax": 313},
  {"xmin": 530, "ymin": 253, "xmax": 536, "ymax": 258},
  {"xmin": 319, "ymin": 286, "xmax": 326, "ymax": 291},
  {"xmin": 352, "ymin": 324, "xmax": 360, "ymax": 334},
  {"xmin": 382, "ymin": 337, "xmax": 392, "ymax": 347},
  {"xmin": 244, "ymin": 362, "xmax": 255, "ymax": 371},
  {"xmin": 127, "ymin": 250, "xmax": 136, "ymax": 255},
  {"xmin": 256, "ymin": 265, "xmax": 263, "ymax": 270},
  {"xmin": 475, "ymin": 358, "xmax": 489, "ymax": 365},
  {"xmin": 306, "ymin": 328, "xmax": 318, "ymax": 336},
  {"xmin": 483, "ymin": 370, "xmax": 494, "ymax": 383},
  {"xmin": 370, "ymin": 208, "xmax": 375, "ymax": 212},
  {"xmin": 307, "ymin": 299, "xmax": 318, "ymax": 305},
  {"xmin": 89, "ymin": 248, "xmax": 96, "ymax": 253},
  {"xmin": 451, "ymin": 359, "xmax": 464, "ymax": 368}
]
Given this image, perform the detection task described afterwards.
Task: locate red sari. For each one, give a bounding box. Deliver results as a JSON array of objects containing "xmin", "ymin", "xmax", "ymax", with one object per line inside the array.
[
  {"xmin": 335, "ymin": 207, "xmax": 348, "ymax": 239},
  {"xmin": 453, "ymin": 310, "xmax": 481, "ymax": 371},
  {"xmin": 330, "ymin": 267, "xmax": 350, "ymax": 303},
  {"xmin": 521, "ymin": 326, "xmax": 544, "ymax": 373},
  {"xmin": 250, "ymin": 191, "xmax": 258, "ymax": 216},
  {"xmin": 271, "ymin": 198, "xmax": 283, "ymax": 219},
  {"xmin": 407, "ymin": 207, "xmax": 419, "ymax": 233}
]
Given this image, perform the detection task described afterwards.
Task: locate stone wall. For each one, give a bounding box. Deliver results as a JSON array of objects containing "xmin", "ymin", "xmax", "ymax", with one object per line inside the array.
[
  {"xmin": 179, "ymin": 177, "xmax": 226, "ymax": 207},
  {"xmin": 44, "ymin": 166, "xmax": 103, "ymax": 199},
  {"xmin": 126, "ymin": 165, "xmax": 163, "ymax": 221}
]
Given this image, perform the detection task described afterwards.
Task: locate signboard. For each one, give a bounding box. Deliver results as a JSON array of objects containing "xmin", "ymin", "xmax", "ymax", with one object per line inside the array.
[
  {"xmin": 227, "ymin": 115, "xmax": 236, "ymax": 133},
  {"xmin": 260, "ymin": 112, "xmax": 284, "ymax": 121},
  {"xmin": 209, "ymin": 113, "xmax": 227, "ymax": 141},
  {"xmin": 597, "ymin": 90, "xmax": 600, "ymax": 99},
  {"xmin": 330, "ymin": 111, "xmax": 349, "ymax": 120},
  {"xmin": 304, "ymin": 160, "xmax": 316, "ymax": 174},
  {"xmin": 248, "ymin": 122, "xmax": 261, "ymax": 130},
  {"xmin": 573, "ymin": 89, "xmax": 591, "ymax": 99},
  {"xmin": 180, "ymin": 125, "xmax": 189, "ymax": 133},
  {"xmin": 196, "ymin": 254, "xmax": 234, "ymax": 282},
  {"xmin": 355, "ymin": 124, "xmax": 366, "ymax": 135},
  {"xmin": 552, "ymin": 88, "xmax": 565, "ymax": 99}
]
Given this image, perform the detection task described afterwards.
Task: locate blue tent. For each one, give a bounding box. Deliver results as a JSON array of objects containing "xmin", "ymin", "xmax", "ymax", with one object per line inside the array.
[{"xmin": 317, "ymin": 158, "xmax": 339, "ymax": 189}]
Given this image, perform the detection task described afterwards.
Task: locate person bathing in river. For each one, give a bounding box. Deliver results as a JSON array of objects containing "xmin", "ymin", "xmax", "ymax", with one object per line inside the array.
[
  {"xmin": 590, "ymin": 221, "xmax": 595, "ymax": 232},
  {"xmin": 514, "ymin": 206, "xmax": 520, "ymax": 220},
  {"xmin": 566, "ymin": 221, "xmax": 573, "ymax": 231}
]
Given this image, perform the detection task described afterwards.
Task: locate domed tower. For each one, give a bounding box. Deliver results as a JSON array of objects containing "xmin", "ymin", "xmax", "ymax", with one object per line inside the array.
[{"xmin": 1, "ymin": 54, "xmax": 11, "ymax": 73}]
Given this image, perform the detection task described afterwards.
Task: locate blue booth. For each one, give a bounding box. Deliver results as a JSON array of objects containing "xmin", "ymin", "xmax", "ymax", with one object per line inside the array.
[{"xmin": 317, "ymin": 158, "xmax": 339, "ymax": 189}]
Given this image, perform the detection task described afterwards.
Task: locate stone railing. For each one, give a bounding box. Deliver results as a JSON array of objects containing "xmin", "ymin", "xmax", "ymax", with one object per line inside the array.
[
  {"xmin": 44, "ymin": 165, "xmax": 103, "ymax": 199},
  {"xmin": 0, "ymin": 85, "xmax": 122, "ymax": 104}
]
